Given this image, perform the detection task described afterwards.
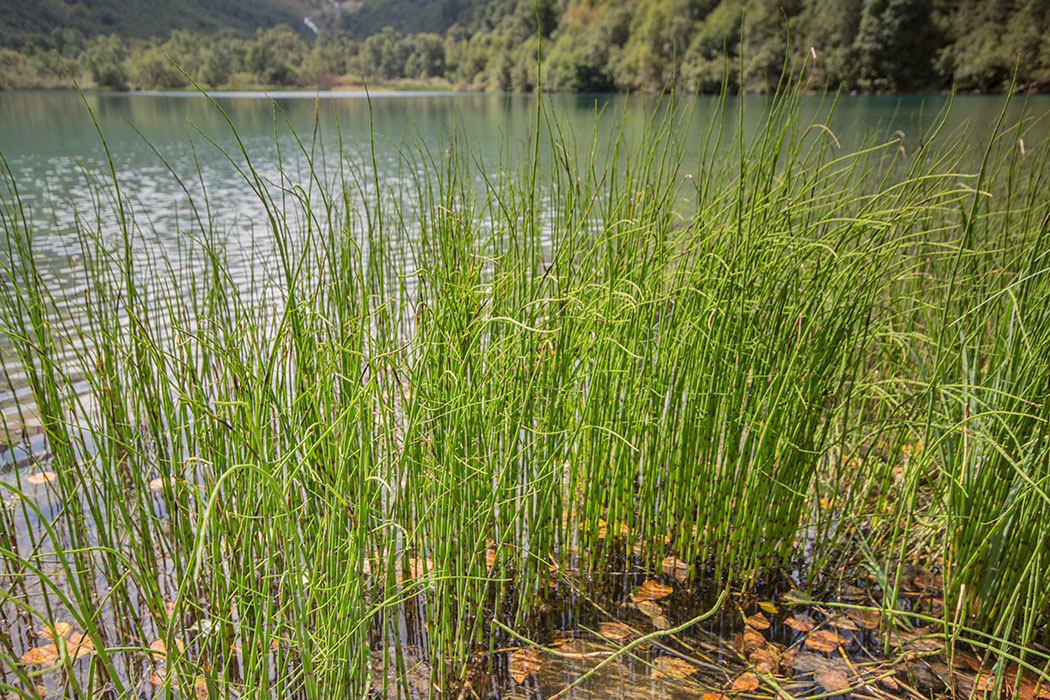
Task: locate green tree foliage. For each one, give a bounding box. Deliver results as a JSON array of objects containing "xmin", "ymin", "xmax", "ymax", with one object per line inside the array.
[
  {"xmin": 83, "ymin": 33, "xmax": 128, "ymax": 89},
  {"xmin": 1, "ymin": 0, "xmax": 1047, "ymax": 94},
  {"xmin": 853, "ymin": 0, "xmax": 941, "ymax": 91}
]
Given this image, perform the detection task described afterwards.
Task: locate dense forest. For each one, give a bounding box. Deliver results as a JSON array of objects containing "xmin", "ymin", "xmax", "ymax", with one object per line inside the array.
[{"xmin": 1, "ymin": 0, "xmax": 1048, "ymax": 93}]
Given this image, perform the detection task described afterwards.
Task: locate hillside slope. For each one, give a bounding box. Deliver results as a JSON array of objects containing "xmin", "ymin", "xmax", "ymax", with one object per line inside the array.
[{"xmin": 0, "ymin": 0, "xmax": 310, "ymax": 42}]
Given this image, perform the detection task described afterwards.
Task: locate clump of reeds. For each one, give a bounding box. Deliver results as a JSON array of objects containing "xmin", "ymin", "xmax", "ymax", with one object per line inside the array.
[{"xmin": 1, "ymin": 72, "xmax": 1049, "ymax": 698}]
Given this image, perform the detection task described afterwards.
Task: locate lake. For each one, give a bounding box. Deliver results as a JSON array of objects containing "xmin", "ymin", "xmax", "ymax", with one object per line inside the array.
[{"xmin": 1, "ymin": 89, "xmax": 1048, "ymax": 447}]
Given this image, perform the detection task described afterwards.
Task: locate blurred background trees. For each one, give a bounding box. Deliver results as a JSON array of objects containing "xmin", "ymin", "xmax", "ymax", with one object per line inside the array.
[{"xmin": 0, "ymin": 0, "xmax": 1047, "ymax": 93}]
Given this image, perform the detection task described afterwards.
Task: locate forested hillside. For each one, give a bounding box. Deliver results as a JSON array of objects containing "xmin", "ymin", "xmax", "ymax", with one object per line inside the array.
[
  {"xmin": 1, "ymin": 0, "xmax": 1047, "ymax": 94},
  {"xmin": 0, "ymin": 0, "xmax": 308, "ymax": 44}
]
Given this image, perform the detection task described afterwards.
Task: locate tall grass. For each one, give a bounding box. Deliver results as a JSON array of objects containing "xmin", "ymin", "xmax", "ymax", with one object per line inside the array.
[{"xmin": 1, "ymin": 73, "xmax": 1049, "ymax": 699}]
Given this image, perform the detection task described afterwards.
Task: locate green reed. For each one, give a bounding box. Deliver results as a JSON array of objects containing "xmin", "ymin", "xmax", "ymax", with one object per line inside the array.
[{"xmin": 1, "ymin": 73, "xmax": 1049, "ymax": 700}]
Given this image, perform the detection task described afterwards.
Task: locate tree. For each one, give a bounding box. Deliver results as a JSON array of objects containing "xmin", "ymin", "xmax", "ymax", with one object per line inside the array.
[
  {"xmin": 82, "ymin": 33, "xmax": 128, "ymax": 89},
  {"xmin": 854, "ymin": 0, "xmax": 940, "ymax": 91}
]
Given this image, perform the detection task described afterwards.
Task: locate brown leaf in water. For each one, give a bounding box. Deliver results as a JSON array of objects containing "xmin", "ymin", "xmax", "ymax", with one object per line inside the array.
[
  {"xmin": 20, "ymin": 644, "xmax": 59, "ymax": 665},
  {"xmin": 651, "ymin": 655, "xmax": 700, "ymax": 679},
  {"xmin": 660, "ymin": 556, "xmax": 690, "ymax": 583},
  {"xmin": 27, "ymin": 471, "xmax": 57, "ymax": 484},
  {"xmin": 749, "ymin": 649, "xmax": 777, "ymax": 674},
  {"xmin": 148, "ymin": 477, "xmax": 170, "ymax": 491},
  {"xmin": 815, "ymin": 669, "xmax": 850, "ymax": 694},
  {"xmin": 635, "ymin": 600, "xmax": 663, "ymax": 618},
  {"xmin": 803, "ymin": 629, "xmax": 845, "ymax": 653},
  {"xmin": 631, "ymin": 579, "xmax": 673, "ymax": 602},
  {"xmin": 485, "ymin": 540, "xmax": 497, "ymax": 569},
  {"xmin": 39, "ymin": 622, "xmax": 71, "ymax": 640},
  {"xmin": 847, "ymin": 608, "xmax": 881, "ymax": 630},
  {"xmin": 508, "ymin": 647, "xmax": 543, "ymax": 684},
  {"xmin": 598, "ymin": 621, "xmax": 634, "ymax": 641},
  {"xmin": 828, "ymin": 615, "xmax": 859, "ymax": 632},
  {"xmin": 745, "ymin": 612, "xmax": 770, "ymax": 630},
  {"xmin": 148, "ymin": 638, "xmax": 185, "ymax": 655},
  {"xmin": 758, "ymin": 601, "xmax": 778, "ymax": 614},
  {"xmin": 66, "ymin": 632, "xmax": 94, "ymax": 659},
  {"xmin": 880, "ymin": 676, "xmax": 900, "ymax": 691},
  {"xmin": 703, "ymin": 694, "xmax": 731, "ymax": 700},
  {"xmin": 740, "ymin": 628, "xmax": 766, "ymax": 653},
  {"xmin": 838, "ymin": 585, "xmax": 866, "ymax": 600},
  {"xmin": 731, "ymin": 672, "xmax": 760, "ymax": 692},
  {"xmin": 784, "ymin": 614, "xmax": 815, "ymax": 632}
]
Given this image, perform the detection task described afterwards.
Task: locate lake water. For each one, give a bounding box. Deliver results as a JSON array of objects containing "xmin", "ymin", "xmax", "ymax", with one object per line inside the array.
[{"xmin": 1, "ymin": 90, "xmax": 1048, "ymax": 448}]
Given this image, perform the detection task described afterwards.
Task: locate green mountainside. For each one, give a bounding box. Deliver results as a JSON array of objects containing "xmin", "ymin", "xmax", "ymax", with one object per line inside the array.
[
  {"xmin": 327, "ymin": 0, "xmax": 489, "ymax": 38},
  {"xmin": 0, "ymin": 0, "xmax": 309, "ymax": 43}
]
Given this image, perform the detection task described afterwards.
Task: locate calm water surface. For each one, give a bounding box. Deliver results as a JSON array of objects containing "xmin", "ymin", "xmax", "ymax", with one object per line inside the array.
[{"xmin": 1, "ymin": 90, "xmax": 1048, "ymax": 441}]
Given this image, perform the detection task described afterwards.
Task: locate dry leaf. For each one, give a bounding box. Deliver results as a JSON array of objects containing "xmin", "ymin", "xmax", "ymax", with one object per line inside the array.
[
  {"xmin": 839, "ymin": 585, "xmax": 866, "ymax": 600},
  {"xmin": 749, "ymin": 649, "xmax": 777, "ymax": 674},
  {"xmin": 731, "ymin": 672, "xmax": 760, "ymax": 692},
  {"xmin": 598, "ymin": 621, "xmax": 634, "ymax": 641},
  {"xmin": 636, "ymin": 600, "xmax": 663, "ymax": 618},
  {"xmin": 194, "ymin": 677, "xmax": 209, "ymax": 700},
  {"xmin": 703, "ymin": 694, "xmax": 731, "ymax": 700},
  {"xmin": 758, "ymin": 601, "xmax": 778, "ymax": 614},
  {"xmin": 828, "ymin": 615, "xmax": 859, "ymax": 632},
  {"xmin": 661, "ymin": 556, "xmax": 690, "ymax": 583},
  {"xmin": 149, "ymin": 673, "xmax": 166, "ymax": 687},
  {"xmin": 508, "ymin": 647, "xmax": 543, "ymax": 684},
  {"xmin": 27, "ymin": 471, "xmax": 57, "ymax": 484},
  {"xmin": 148, "ymin": 638, "xmax": 184, "ymax": 655},
  {"xmin": 815, "ymin": 669, "xmax": 850, "ymax": 693},
  {"xmin": 745, "ymin": 612, "xmax": 770, "ymax": 630},
  {"xmin": 847, "ymin": 608, "xmax": 881, "ymax": 630},
  {"xmin": 880, "ymin": 676, "xmax": 900, "ymax": 690},
  {"xmin": 39, "ymin": 622, "xmax": 71, "ymax": 640},
  {"xmin": 740, "ymin": 628, "xmax": 765, "ymax": 653},
  {"xmin": 66, "ymin": 632, "xmax": 94, "ymax": 659},
  {"xmin": 784, "ymin": 614, "xmax": 815, "ymax": 632},
  {"xmin": 652, "ymin": 655, "xmax": 699, "ymax": 679},
  {"xmin": 804, "ymin": 629, "xmax": 845, "ymax": 653},
  {"xmin": 20, "ymin": 644, "xmax": 59, "ymax": 665},
  {"xmin": 148, "ymin": 477, "xmax": 170, "ymax": 491},
  {"xmin": 631, "ymin": 579, "xmax": 673, "ymax": 602}
]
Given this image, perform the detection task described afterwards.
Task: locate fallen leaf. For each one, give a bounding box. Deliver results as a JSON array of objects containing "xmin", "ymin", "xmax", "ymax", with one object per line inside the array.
[
  {"xmin": 749, "ymin": 649, "xmax": 777, "ymax": 674},
  {"xmin": 598, "ymin": 621, "xmax": 634, "ymax": 641},
  {"xmin": 27, "ymin": 471, "xmax": 57, "ymax": 484},
  {"xmin": 149, "ymin": 673, "xmax": 166, "ymax": 687},
  {"xmin": 828, "ymin": 615, "xmax": 859, "ymax": 632},
  {"xmin": 652, "ymin": 655, "xmax": 699, "ymax": 679},
  {"xmin": 194, "ymin": 677, "xmax": 209, "ymax": 700},
  {"xmin": 661, "ymin": 556, "xmax": 690, "ymax": 583},
  {"xmin": 731, "ymin": 672, "xmax": 760, "ymax": 692},
  {"xmin": 880, "ymin": 676, "xmax": 900, "ymax": 690},
  {"xmin": 838, "ymin": 585, "xmax": 866, "ymax": 600},
  {"xmin": 815, "ymin": 669, "xmax": 850, "ymax": 693},
  {"xmin": 148, "ymin": 638, "xmax": 185, "ymax": 655},
  {"xmin": 39, "ymin": 622, "xmax": 71, "ymax": 640},
  {"xmin": 631, "ymin": 579, "xmax": 673, "ymax": 602},
  {"xmin": 758, "ymin": 601, "xmax": 778, "ymax": 614},
  {"xmin": 509, "ymin": 647, "xmax": 543, "ymax": 684},
  {"xmin": 703, "ymin": 694, "xmax": 731, "ymax": 700},
  {"xmin": 635, "ymin": 600, "xmax": 663, "ymax": 618},
  {"xmin": 784, "ymin": 614, "xmax": 815, "ymax": 633},
  {"xmin": 148, "ymin": 477, "xmax": 170, "ymax": 491},
  {"xmin": 847, "ymin": 608, "xmax": 881, "ymax": 630},
  {"xmin": 745, "ymin": 612, "xmax": 770, "ymax": 630},
  {"xmin": 20, "ymin": 644, "xmax": 59, "ymax": 665},
  {"xmin": 66, "ymin": 632, "xmax": 94, "ymax": 659},
  {"xmin": 740, "ymin": 628, "xmax": 766, "ymax": 653},
  {"xmin": 804, "ymin": 629, "xmax": 845, "ymax": 653}
]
